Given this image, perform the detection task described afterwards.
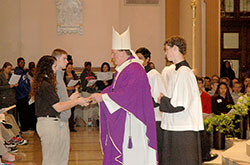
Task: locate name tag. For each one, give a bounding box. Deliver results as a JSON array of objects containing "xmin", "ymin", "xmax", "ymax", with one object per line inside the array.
[{"xmin": 217, "ymin": 99, "xmax": 222, "ymax": 103}]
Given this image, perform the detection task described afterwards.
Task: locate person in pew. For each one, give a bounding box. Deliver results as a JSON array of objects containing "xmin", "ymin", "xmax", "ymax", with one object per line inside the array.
[
  {"xmin": 197, "ymin": 77, "xmax": 212, "ymax": 114},
  {"xmin": 241, "ymin": 75, "xmax": 250, "ymax": 93},
  {"xmin": 66, "ymin": 54, "xmax": 77, "ymax": 80},
  {"xmin": 0, "ymin": 112, "xmax": 29, "ymax": 147},
  {"xmin": 0, "ymin": 127, "xmax": 21, "ymax": 163},
  {"xmin": 211, "ymin": 74, "xmax": 220, "ymax": 82},
  {"xmin": 208, "ymin": 79, "xmax": 219, "ymax": 96},
  {"xmin": 197, "ymin": 77, "xmax": 218, "ymax": 162},
  {"xmin": 63, "ymin": 62, "xmax": 80, "ymax": 132},
  {"xmin": 0, "ymin": 108, "xmax": 28, "ymax": 148},
  {"xmin": 220, "ymin": 77, "xmax": 232, "ymax": 93},
  {"xmin": 80, "ymin": 61, "xmax": 99, "ymax": 127},
  {"xmin": 236, "ymin": 83, "xmax": 250, "ymax": 128},
  {"xmin": 14, "ymin": 57, "xmax": 32, "ymax": 133},
  {"xmin": 67, "ymin": 54, "xmax": 73, "ymax": 64},
  {"xmin": 0, "ymin": 62, "xmax": 18, "ymax": 119},
  {"xmin": 30, "ymin": 55, "xmax": 89, "ymax": 165},
  {"xmin": 96, "ymin": 62, "xmax": 113, "ymax": 91},
  {"xmin": 204, "ymin": 76, "xmax": 212, "ymax": 92},
  {"xmin": 80, "ymin": 61, "xmax": 97, "ymax": 93},
  {"xmin": 158, "ymin": 36, "xmax": 204, "ymax": 165},
  {"xmin": 27, "ymin": 61, "xmax": 37, "ymax": 131},
  {"xmin": 231, "ymin": 78, "xmax": 239, "ymax": 89},
  {"xmin": 212, "ymin": 82, "xmax": 234, "ymax": 115},
  {"xmin": 0, "ymin": 122, "xmax": 28, "ymax": 146},
  {"xmin": 221, "ymin": 61, "xmax": 235, "ymax": 81},
  {"xmin": 66, "ymin": 55, "xmax": 77, "ymax": 78},
  {"xmin": 66, "ymin": 55, "xmax": 84, "ymax": 128},
  {"xmin": 27, "ymin": 62, "xmax": 36, "ymax": 82},
  {"xmin": 0, "ymin": 113, "xmax": 27, "ymax": 151},
  {"xmin": 89, "ymin": 27, "xmax": 158, "ymax": 165},
  {"xmin": 136, "ymin": 47, "xmax": 167, "ymax": 165},
  {"xmin": 231, "ymin": 82, "xmax": 243, "ymax": 103}
]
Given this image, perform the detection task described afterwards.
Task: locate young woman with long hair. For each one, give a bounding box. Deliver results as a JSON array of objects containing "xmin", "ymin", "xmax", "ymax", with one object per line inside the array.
[
  {"xmin": 212, "ymin": 82, "xmax": 234, "ymax": 115},
  {"xmin": 30, "ymin": 55, "xmax": 89, "ymax": 165}
]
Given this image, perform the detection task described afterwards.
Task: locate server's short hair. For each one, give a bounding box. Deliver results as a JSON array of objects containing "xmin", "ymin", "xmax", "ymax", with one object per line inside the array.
[
  {"xmin": 135, "ymin": 47, "xmax": 151, "ymax": 59},
  {"xmin": 164, "ymin": 36, "xmax": 187, "ymax": 55}
]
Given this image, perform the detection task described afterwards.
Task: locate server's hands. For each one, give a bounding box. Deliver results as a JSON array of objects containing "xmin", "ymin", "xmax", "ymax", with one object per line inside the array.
[{"xmin": 157, "ymin": 93, "xmax": 165, "ymax": 104}]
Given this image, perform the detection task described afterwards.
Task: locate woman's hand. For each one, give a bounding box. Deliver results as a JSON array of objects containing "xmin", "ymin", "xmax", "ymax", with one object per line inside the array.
[
  {"xmin": 70, "ymin": 91, "xmax": 80, "ymax": 100},
  {"xmin": 77, "ymin": 97, "xmax": 90, "ymax": 106}
]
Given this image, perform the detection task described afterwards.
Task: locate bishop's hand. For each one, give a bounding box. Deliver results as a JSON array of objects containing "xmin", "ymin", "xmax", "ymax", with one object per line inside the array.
[{"xmin": 89, "ymin": 93, "xmax": 103, "ymax": 103}]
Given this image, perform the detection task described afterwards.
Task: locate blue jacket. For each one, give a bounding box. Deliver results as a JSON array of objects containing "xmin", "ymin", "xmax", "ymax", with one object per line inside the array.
[{"xmin": 14, "ymin": 67, "xmax": 31, "ymax": 99}]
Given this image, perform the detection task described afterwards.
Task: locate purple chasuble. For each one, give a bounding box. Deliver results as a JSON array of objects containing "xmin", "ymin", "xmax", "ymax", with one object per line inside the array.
[{"xmin": 100, "ymin": 57, "xmax": 157, "ymax": 164}]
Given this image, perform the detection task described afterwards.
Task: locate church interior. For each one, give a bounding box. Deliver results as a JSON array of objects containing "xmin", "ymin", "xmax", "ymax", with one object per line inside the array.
[{"xmin": 1, "ymin": 0, "xmax": 250, "ymax": 164}]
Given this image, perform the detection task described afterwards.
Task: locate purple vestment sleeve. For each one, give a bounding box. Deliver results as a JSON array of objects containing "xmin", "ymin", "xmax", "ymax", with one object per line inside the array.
[{"xmin": 100, "ymin": 61, "xmax": 157, "ymax": 164}]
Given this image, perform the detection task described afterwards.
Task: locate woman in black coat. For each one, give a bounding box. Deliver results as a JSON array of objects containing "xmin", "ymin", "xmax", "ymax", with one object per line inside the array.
[
  {"xmin": 212, "ymin": 82, "xmax": 234, "ymax": 115},
  {"xmin": 96, "ymin": 62, "xmax": 113, "ymax": 91},
  {"xmin": 220, "ymin": 61, "xmax": 235, "ymax": 81}
]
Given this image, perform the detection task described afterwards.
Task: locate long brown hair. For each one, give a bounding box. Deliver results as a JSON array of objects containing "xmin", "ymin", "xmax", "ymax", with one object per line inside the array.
[
  {"xmin": 214, "ymin": 82, "xmax": 234, "ymax": 104},
  {"xmin": 1, "ymin": 62, "xmax": 12, "ymax": 72},
  {"xmin": 30, "ymin": 55, "xmax": 57, "ymax": 97}
]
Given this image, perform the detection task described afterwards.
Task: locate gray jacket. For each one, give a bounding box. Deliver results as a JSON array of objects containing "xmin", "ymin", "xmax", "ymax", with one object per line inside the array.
[
  {"xmin": 56, "ymin": 70, "xmax": 71, "ymax": 121},
  {"xmin": 0, "ymin": 71, "xmax": 16, "ymax": 108}
]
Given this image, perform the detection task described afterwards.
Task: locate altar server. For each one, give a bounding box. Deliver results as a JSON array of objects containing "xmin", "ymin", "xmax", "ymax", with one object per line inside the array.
[
  {"xmin": 158, "ymin": 36, "xmax": 204, "ymax": 165},
  {"xmin": 136, "ymin": 47, "xmax": 166, "ymax": 165}
]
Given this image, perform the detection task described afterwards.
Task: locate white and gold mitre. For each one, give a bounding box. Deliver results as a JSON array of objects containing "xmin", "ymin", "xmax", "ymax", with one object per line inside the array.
[{"xmin": 112, "ymin": 27, "xmax": 131, "ymax": 50}]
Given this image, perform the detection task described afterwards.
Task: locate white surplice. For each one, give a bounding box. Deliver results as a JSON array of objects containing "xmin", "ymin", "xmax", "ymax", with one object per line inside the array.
[{"xmin": 147, "ymin": 69, "xmax": 167, "ymax": 121}]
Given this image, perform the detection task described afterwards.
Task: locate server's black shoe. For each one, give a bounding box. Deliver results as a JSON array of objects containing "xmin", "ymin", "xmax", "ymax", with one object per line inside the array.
[{"xmin": 203, "ymin": 153, "xmax": 218, "ymax": 162}]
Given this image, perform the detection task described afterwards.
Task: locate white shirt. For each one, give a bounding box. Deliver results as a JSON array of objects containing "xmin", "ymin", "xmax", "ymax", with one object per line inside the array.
[
  {"xmin": 147, "ymin": 69, "xmax": 167, "ymax": 121},
  {"xmin": 161, "ymin": 66, "xmax": 204, "ymax": 131},
  {"xmin": 161, "ymin": 64, "xmax": 176, "ymax": 98}
]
